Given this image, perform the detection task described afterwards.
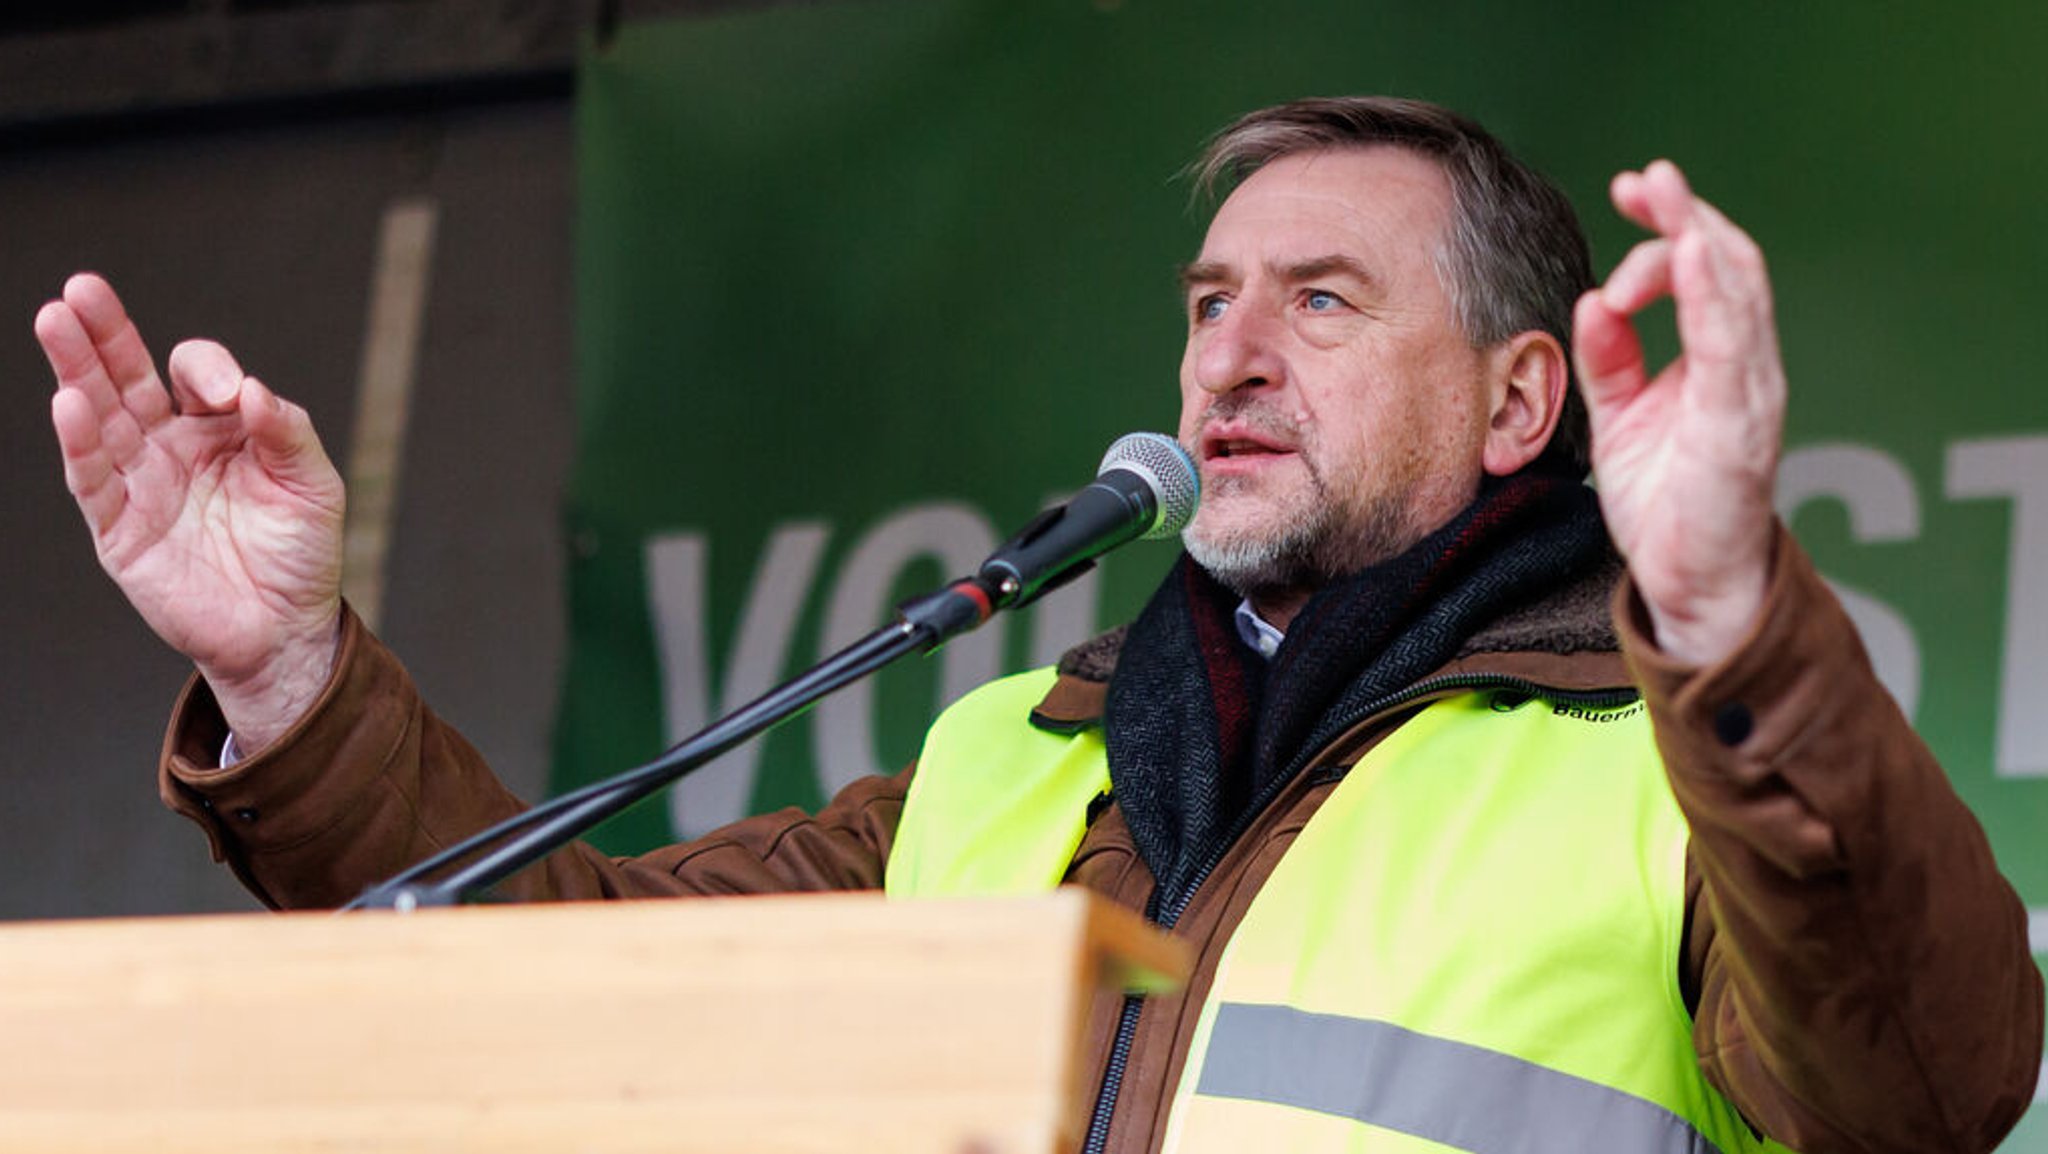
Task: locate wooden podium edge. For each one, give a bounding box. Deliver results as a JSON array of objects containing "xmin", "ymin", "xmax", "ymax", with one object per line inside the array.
[
  {"xmin": 0, "ymin": 887, "xmax": 1192, "ymax": 1154},
  {"xmin": 1074, "ymin": 888, "xmax": 1193, "ymax": 995}
]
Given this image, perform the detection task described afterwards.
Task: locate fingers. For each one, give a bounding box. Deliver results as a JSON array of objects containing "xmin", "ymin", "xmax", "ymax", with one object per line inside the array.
[
  {"xmin": 50, "ymin": 386, "xmax": 126, "ymax": 539},
  {"xmin": 38, "ymin": 297, "xmax": 156, "ymax": 493},
  {"xmin": 1632, "ymin": 172, "xmax": 1773, "ymax": 384},
  {"xmin": 1571, "ymin": 289, "xmax": 1648, "ymax": 424},
  {"xmin": 1595, "ymin": 160, "xmax": 1785, "ymax": 449},
  {"xmin": 35, "ymin": 295, "xmax": 122, "ymax": 417},
  {"xmin": 166, "ymin": 340, "xmax": 249, "ymax": 415},
  {"xmin": 238, "ymin": 377, "xmax": 344, "ymax": 508},
  {"xmin": 1601, "ymin": 161, "xmax": 1777, "ymax": 374},
  {"xmin": 56, "ymin": 273, "xmax": 174, "ymax": 431},
  {"xmin": 1610, "ymin": 161, "xmax": 1696, "ymax": 236},
  {"xmin": 1668, "ymin": 227, "xmax": 1750, "ymax": 369},
  {"xmin": 36, "ymin": 275, "xmax": 176, "ymax": 496},
  {"xmin": 1608, "ymin": 163, "xmax": 1768, "ymax": 302},
  {"xmin": 1598, "ymin": 237, "xmax": 1672, "ymax": 316}
]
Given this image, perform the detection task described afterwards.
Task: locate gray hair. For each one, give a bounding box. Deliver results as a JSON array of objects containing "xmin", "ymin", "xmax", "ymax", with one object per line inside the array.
[{"xmin": 1190, "ymin": 97, "xmax": 1593, "ymax": 476}]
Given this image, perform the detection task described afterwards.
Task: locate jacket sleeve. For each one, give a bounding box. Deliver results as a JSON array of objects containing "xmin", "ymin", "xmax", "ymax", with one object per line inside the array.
[
  {"xmin": 1620, "ymin": 524, "xmax": 2042, "ymax": 1153},
  {"xmin": 159, "ymin": 604, "xmax": 907, "ymax": 910}
]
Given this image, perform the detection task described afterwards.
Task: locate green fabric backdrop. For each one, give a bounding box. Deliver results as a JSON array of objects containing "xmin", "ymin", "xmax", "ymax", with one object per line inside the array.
[{"xmin": 568, "ymin": 3, "xmax": 2048, "ymax": 1142}]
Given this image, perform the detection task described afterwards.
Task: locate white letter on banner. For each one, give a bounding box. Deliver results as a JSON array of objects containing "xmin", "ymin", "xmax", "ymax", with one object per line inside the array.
[
  {"xmin": 1776, "ymin": 445, "xmax": 1924, "ymax": 720},
  {"xmin": 813, "ymin": 503, "xmax": 1002, "ymax": 796},
  {"xmin": 1947, "ymin": 435, "xmax": 2048, "ymax": 777},
  {"xmin": 647, "ymin": 523, "xmax": 832, "ymax": 837}
]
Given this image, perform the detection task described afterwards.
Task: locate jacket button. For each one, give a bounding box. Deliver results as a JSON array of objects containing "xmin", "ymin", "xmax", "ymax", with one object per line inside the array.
[
  {"xmin": 1711, "ymin": 702, "xmax": 1754, "ymax": 746},
  {"xmin": 231, "ymin": 806, "xmax": 260, "ymax": 824}
]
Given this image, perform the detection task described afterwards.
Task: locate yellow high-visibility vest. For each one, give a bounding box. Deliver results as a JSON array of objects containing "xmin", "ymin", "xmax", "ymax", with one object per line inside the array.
[{"xmin": 887, "ymin": 666, "xmax": 1791, "ymax": 1153}]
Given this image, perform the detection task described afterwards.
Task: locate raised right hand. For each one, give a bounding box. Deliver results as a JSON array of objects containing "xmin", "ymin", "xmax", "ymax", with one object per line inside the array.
[{"xmin": 39, "ymin": 272, "xmax": 346, "ymax": 754}]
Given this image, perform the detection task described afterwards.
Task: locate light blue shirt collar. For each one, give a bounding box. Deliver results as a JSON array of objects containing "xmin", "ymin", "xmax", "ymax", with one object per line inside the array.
[{"xmin": 1233, "ymin": 598, "xmax": 1286, "ymax": 660}]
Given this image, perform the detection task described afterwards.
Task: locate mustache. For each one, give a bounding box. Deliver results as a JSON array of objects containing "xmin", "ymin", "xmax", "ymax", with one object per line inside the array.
[{"xmin": 1193, "ymin": 394, "xmax": 1307, "ymax": 445}]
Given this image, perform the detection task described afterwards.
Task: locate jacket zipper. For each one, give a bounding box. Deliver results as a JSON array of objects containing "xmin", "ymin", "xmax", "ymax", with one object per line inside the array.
[
  {"xmin": 1082, "ymin": 893, "xmax": 1162, "ymax": 1154},
  {"xmin": 1075, "ymin": 672, "xmax": 1636, "ymax": 1154}
]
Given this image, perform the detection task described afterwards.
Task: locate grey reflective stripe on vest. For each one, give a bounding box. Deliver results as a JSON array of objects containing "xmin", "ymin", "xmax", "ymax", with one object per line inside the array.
[{"xmin": 1195, "ymin": 1003, "xmax": 1725, "ymax": 1154}]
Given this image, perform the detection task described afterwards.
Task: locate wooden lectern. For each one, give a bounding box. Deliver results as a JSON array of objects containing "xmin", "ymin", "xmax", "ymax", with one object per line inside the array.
[{"xmin": 0, "ymin": 890, "xmax": 1188, "ymax": 1153}]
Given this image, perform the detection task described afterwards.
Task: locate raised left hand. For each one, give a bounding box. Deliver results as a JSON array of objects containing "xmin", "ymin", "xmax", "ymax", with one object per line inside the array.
[{"xmin": 1573, "ymin": 160, "xmax": 1784, "ymax": 666}]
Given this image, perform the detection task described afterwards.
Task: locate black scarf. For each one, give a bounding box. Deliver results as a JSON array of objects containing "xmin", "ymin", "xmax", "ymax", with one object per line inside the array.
[{"xmin": 1103, "ymin": 472, "xmax": 1614, "ymax": 910}]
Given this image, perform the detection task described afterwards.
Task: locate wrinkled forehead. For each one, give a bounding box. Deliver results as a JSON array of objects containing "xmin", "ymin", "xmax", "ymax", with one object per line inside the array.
[
  {"xmin": 1198, "ymin": 146, "xmax": 1456, "ymax": 267},
  {"xmin": 1196, "ymin": 147, "xmax": 1458, "ymax": 244}
]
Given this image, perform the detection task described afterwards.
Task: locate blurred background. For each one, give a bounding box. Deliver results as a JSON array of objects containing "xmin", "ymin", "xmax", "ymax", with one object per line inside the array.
[{"xmin": 4, "ymin": 0, "xmax": 602, "ymax": 915}]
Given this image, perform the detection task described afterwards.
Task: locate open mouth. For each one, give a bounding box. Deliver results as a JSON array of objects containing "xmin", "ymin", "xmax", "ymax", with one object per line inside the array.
[
  {"xmin": 1209, "ymin": 437, "xmax": 1287, "ymax": 459},
  {"xmin": 1201, "ymin": 425, "xmax": 1297, "ymax": 463}
]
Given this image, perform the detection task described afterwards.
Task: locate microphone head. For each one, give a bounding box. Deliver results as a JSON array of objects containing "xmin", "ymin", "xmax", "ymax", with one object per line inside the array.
[{"xmin": 1099, "ymin": 432, "xmax": 1201, "ymax": 539}]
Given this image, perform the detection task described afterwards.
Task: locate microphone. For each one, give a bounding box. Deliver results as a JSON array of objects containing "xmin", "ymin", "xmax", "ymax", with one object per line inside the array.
[
  {"xmin": 349, "ymin": 432, "xmax": 1199, "ymax": 906},
  {"xmin": 978, "ymin": 432, "xmax": 1200, "ymax": 610},
  {"xmin": 893, "ymin": 432, "xmax": 1199, "ymax": 649}
]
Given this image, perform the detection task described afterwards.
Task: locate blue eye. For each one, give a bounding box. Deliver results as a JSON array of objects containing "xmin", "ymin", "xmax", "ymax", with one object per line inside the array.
[
  {"xmin": 1196, "ymin": 296, "xmax": 1229, "ymax": 322},
  {"xmin": 1305, "ymin": 290, "xmax": 1341, "ymax": 311}
]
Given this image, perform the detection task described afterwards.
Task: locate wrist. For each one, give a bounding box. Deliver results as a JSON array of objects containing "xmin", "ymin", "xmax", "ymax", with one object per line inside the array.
[
  {"xmin": 203, "ymin": 608, "xmax": 343, "ymax": 755},
  {"xmin": 1638, "ymin": 529, "xmax": 1777, "ymax": 667},
  {"xmin": 1644, "ymin": 581, "xmax": 1766, "ymax": 667}
]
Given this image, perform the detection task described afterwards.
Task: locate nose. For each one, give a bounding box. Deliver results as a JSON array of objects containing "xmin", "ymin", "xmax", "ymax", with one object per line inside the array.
[{"xmin": 1187, "ymin": 298, "xmax": 1286, "ymax": 397}]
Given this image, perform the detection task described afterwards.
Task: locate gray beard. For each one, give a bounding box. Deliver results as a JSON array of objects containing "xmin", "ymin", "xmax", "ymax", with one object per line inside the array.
[{"xmin": 1182, "ymin": 468, "xmax": 1416, "ymax": 600}]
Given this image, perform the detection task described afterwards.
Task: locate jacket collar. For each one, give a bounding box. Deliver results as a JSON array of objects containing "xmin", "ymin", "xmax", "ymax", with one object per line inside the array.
[{"xmin": 1029, "ymin": 551, "xmax": 1631, "ymax": 734}]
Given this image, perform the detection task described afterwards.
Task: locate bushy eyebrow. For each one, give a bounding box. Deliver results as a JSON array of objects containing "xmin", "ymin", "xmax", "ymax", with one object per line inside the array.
[
  {"xmin": 1178, "ymin": 260, "xmax": 1231, "ymax": 294},
  {"xmin": 1177, "ymin": 254, "xmax": 1377, "ymax": 295},
  {"xmin": 1280, "ymin": 254, "xmax": 1375, "ymax": 286}
]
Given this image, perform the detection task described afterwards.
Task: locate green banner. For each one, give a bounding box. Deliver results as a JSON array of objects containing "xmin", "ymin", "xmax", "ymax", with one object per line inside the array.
[{"xmin": 569, "ymin": 2, "xmax": 2047, "ymax": 1141}]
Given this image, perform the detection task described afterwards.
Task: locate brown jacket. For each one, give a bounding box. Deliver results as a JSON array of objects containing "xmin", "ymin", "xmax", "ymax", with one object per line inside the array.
[{"xmin": 160, "ymin": 527, "xmax": 2040, "ymax": 1153}]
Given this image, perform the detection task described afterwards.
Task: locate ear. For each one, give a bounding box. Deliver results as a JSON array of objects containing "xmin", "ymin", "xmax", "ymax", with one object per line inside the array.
[{"xmin": 1480, "ymin": 330, "xmax": 1568, "ymax": 477}]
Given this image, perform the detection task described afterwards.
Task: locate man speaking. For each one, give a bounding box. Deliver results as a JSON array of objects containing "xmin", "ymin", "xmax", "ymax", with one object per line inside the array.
[{"xmin": 37, "ymin": 97, "xmax": 2040, "ymax": 1152}]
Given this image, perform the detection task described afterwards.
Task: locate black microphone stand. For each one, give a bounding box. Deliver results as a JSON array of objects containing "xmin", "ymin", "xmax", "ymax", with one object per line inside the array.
[
  {"xmin": 344, "ymin": 575, "xmax": 1005, "ymax": 911},
  {"xmin": 342, "ymin": 428, "xmax": 1194, "ymax": 912}
]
